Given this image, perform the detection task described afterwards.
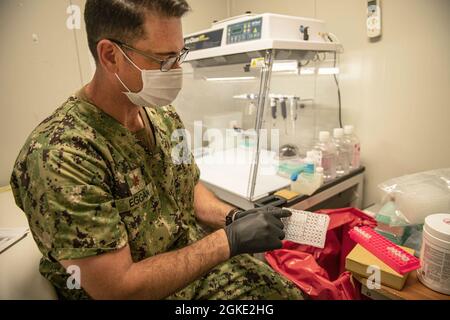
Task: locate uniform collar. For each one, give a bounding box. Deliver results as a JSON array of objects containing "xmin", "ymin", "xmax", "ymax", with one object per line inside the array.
[{"xmin": 71, "ymin": 89, "xmax": 145, "ymax": 154}]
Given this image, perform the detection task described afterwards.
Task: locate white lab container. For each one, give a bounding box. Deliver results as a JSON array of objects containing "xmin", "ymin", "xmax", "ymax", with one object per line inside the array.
[{"xmin": 418, "ymin": 213, "xmax": 450, "ymax": 295}]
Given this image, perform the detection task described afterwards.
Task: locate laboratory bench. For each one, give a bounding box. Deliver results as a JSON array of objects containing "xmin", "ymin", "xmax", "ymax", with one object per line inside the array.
[
  {"xmin": 353, "ymin": 272, "xmax": 450, "ymax": 300},
  {"xmin": 254, "ymin": 167, "xmax": 365, "ymax": 211}
]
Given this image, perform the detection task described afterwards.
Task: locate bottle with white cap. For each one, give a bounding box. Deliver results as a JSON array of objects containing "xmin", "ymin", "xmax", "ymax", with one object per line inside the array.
[
  {"xmin": 343, "ymin": 125, "xmax": 361, "ymax": 170},
  {"xmin": 303, "ymin": 155, "xmax": 315, "ymax": 174},
  {"xmin": 313, "ymin": 131, "xmax": 337, "ymax": 181},
  {"xmin": 333, "ymin": 128, "xmax": 350, "ymax": 177},
  {"xmin": 418, "ymin": 213, "xmax": 450, "ymax": 295}
]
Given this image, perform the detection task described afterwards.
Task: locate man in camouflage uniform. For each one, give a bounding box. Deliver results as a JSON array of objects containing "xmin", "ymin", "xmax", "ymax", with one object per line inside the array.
[{"xmin": 10, "ymin": 0, "xmax": 303, "ymax": 300}]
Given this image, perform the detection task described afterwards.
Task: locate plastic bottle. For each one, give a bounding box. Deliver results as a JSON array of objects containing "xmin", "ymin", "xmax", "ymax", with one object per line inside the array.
[
  {"xmin": 333, "ymin": 128, "xmax": 350, "ymax": 177},
  {"xmin": 313, "ymin": 131, "xmax": 337, "ymax": 181},
  {"xmin": 303, "ymin": 156, "xmax": 315, "ymax": 174},
  {"xmin": 316, "ymin": 167, "xmax": 324, "ymax": 184},
  {"xmin": 343, "ymin": 125, "xmax": 361, "ymax": 170},
  {"xmin": 306, "ymin": 151, "xmax": 319, "ymax": 168}
]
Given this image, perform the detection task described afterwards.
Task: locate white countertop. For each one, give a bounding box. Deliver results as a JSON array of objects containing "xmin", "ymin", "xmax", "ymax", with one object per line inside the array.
[{"xmin": 198, "ymin": 148, "xmax": 291, "ymax": 200}]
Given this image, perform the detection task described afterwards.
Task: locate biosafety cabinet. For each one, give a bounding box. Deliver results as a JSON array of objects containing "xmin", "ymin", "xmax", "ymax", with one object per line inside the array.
[{"xmin": 175, "ymin": 13, "xmax": 347, "ymax": 209}]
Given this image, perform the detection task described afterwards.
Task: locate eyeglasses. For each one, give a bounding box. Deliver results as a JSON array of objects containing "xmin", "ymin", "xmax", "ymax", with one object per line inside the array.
[{"xmin": 109, "ymin": 39, "xmax": 190, "ymax": 72}]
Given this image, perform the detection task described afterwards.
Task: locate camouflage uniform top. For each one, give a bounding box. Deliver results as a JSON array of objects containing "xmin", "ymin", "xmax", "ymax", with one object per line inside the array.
[{"xmin": 10, "ymin": 92, "xmax": 202, "ymax": 299}]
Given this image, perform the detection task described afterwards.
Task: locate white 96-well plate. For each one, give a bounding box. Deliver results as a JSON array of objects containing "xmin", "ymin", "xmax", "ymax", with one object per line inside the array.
[{"xmin": 281, "ymin": 209, "xmax": 330, "ymax": 248}]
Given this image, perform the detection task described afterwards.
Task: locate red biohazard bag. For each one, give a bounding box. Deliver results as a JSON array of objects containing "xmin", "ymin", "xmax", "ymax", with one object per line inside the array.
[{"xmin": 265, "ymin": 207, "xmax": 377, "ymax": 300}]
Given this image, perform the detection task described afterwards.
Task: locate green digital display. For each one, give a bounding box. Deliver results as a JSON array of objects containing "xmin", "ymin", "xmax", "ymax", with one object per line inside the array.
[
  {"xmin": 227, "ymin": 17, "xmax": 262, "ymax": 44},
  {"xmin": 230, "ymin": 26, "xmax": 243, "ymax": 35}
]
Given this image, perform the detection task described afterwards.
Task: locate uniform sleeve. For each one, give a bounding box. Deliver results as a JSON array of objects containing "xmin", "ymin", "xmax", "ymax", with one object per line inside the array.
[
  {"xmin": 33, "ymin": 148, "xmax": 128, "ymax": 261},
  {"xmin": 192, "ymin": 156, "xmax": 201, "ymax": 186}
]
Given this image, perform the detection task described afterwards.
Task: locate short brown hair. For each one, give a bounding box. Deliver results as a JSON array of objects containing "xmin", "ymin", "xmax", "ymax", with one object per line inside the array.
[{"xmin": 85, "ymin": 0, "xmax": 191, "ymax": 61}]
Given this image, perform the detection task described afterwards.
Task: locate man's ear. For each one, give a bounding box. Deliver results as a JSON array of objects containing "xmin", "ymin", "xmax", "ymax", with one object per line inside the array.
[{"xmin": 97, "ymin": 39, "xmax": 120, "ymax": 73}]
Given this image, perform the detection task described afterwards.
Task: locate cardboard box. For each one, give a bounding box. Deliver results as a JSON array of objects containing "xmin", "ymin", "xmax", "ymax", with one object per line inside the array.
[{"xmin": 345, "ymin": 244, "xmax": 415, "ymax": 290}]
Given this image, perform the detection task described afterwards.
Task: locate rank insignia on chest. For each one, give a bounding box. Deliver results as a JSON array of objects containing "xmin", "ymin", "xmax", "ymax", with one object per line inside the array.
[{"xmin": 126, "ymin": 167, "xmax": 146, "ymax": 195}]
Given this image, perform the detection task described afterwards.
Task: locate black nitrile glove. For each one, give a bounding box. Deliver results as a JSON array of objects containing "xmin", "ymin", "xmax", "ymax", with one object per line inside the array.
[
  {"xmin": 224, "ymin": 207, "xmax": 291, "ymax": 257},
  {"xmin": 229, "ymin": 206, "xmax": 282, "ymax": 224}
]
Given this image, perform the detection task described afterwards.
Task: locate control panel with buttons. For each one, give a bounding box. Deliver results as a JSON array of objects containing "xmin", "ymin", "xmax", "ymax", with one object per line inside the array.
[{"xmin": 227, "ymin": 17, "xmax": 262, "ymax": 44}]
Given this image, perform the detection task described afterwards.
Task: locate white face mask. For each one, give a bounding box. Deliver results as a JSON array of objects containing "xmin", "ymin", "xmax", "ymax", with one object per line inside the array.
[{"xmin": 115, "ymin": 45, "xmax": 183, "ymax": 108}]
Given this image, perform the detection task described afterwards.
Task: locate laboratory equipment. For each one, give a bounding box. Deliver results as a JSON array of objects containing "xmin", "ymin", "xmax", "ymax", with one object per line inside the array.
[
  {"xmin": 290, "ymin": 156, "xmax": 324, "ymax": 196},
  {"xmin": 418, "ymin": 213, "xmax": 450, "ymax": 295},
  {"xmin": 282, "ymin": 209, "xmax": 330, "ymax": 248},
  {"xmin": 349, "ymin": 226, "xmax": 421, "ymax": 275},
  {"xmin": 235, "ymin": 94, "xmax": 307, "ymax": 129},
  {"xmin": 313, "ymin": 131, "xmax": 337, "ymax": 181},
  {"xmin": 303, "ymin": 156, "xmax": 316, "ymax": 175},
  {"xmin": 270, "ymin": 97, "xmax": 278, "ymax": 128},
  {"xmin": 290, "ymin": 154, "xmax": 314, "ymax": 181},
  {"xmin": 277, "ymin": 144, "xmax": 303, "ymax": 178},
  {"xmin": 279, "ymin": 144, "xmax": 298, "ymax": 158},
  {"xmin": 185, "ymin": 13, "xmax": 342, "ymax": 63},
  {"xmin": 289, "ymin": 97, "xmax": 299, "ymax": 134},
  {"xmin": 291, "ymin": 172, "xmax": 324, "ymax": 196},
  {"xmin": 280, "ymin": 97, "xmax": 288, "ymax": 134},
  {"xmin": 177, "ymin": 13, "xmax": 343, "ymax": 209},
  {"xmin": 233, "ymin": 93, "xmax": 258, "ymax": 116},
  {"xmin": 367, "ymin": 0, "xmax": 382, "ymax": 38},
  {"xmin": 333, "ymin": 128, "xmax": 350, "ymax": 177},
  {"xmin": 343, "ymin": 125, "xmax": 361, "ymax": 170},
  {"xmin": 267, "ymin": 208, "xmax": 375, "ymax": 300}
]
